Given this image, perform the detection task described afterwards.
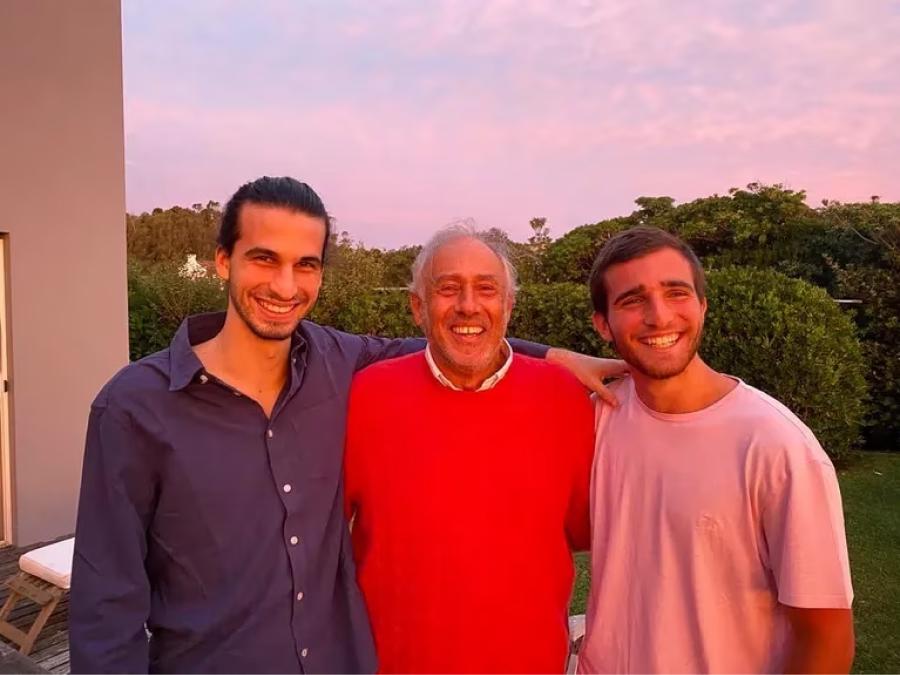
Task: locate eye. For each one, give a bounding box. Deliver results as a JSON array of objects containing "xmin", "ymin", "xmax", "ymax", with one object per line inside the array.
[
  {"xmin": 620, "ymin": 296, "xmax": 643, "ymax": 306},
  {"xmin": 254, "ymin": 254, "xmax": 276, "ymax": 264},
  {"xmin": 297, "ymin": 260, "xmax": 319, "ymax": 270},
  {"xmin": 437, "ymin": 284, "xmax": 460, "ymax": 295},
  {"xmin": 477, "ymin": 284, "xmax": 498, "ymax": 295}
]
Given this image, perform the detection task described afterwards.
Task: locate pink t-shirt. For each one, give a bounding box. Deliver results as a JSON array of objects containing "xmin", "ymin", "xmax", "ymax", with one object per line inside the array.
[{"xmin": 579, "ymin": 377, "xmax": 853, "ymax": 674}]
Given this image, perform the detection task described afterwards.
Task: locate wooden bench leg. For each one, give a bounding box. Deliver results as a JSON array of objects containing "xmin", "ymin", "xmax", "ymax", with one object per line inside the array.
[
  {"xmin": 18, "ymin": 593, "xmax": 60, "ymax": 655},
  {"xmin": 0, "ymin": 571, "xmax": 64, "ymax": 655}
]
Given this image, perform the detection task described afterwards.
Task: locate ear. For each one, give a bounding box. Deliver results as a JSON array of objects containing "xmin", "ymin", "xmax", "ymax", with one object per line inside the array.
[
  {"xmin": 592, "ymin": 312, "xmax": 614, "ymax": 343},
  {"xmin": 409, "ymin": 292, "xmax": 425, "ymax": 329},
  {"xmin": 214, "ymin": 245, "xmax": 231, "ymax": 281}
]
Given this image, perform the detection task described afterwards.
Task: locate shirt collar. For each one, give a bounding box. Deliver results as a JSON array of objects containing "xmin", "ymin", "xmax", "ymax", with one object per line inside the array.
[
  {"xmin": 167, "ymin": 312, "xmax": 307, "ymax": 392},
  {"xmin": 424, "ymin": 339, "xmax": 513, "ymax": 392}
]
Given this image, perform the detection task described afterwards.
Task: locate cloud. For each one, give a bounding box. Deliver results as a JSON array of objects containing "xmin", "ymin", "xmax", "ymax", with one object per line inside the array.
[{"xmin": 122, "ymin": 0, "xmax": 900, "ymax": 246}]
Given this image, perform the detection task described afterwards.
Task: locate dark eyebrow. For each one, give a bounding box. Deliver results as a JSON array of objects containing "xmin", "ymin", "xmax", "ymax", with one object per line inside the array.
[
  {"xmin": 244, "ymin": 247, "xmax": 278, "ymax": 259},
  {"xmin": 299, "ymin": 255, "xmax": 323, "ymax": 268},
  {"xmin": 661, "ymin": 280, "xmax": 695, "ymax": 292},
  {"xmin": 244, "ymin": 248, "xmax": 322, "ymax": 267},
  {"xmin": 612, "ymin": 280, "xmax": 695, "ymax": 305},
  {"xmin": 612, "ymin": 284, "xmax": 645, "ymax": 305}
]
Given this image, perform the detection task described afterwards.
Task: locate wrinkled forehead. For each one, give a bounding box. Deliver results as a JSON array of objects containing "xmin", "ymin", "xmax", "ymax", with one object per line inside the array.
[{"xmin": 424, "ymin": 237, "xmax": 508, "ymax": 283}]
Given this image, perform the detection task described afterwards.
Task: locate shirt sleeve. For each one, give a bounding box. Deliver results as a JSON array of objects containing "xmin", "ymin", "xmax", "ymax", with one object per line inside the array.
[
  {"xmin": 353, "ymin": 335, "xmax": 549, "ymax": 371},
  {"xmin": 70, "ymin": 400, "xmax": 157, "ymax": 674},
  {"xmin": 761, "ymin": 449, "xmax": 854, "ymax": 610}
]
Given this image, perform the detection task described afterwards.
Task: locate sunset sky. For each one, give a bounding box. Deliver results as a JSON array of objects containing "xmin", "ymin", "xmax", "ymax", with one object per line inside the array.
[{"xmin": 122, "ymin": 0, "xmax": 900, "ymax": 248}]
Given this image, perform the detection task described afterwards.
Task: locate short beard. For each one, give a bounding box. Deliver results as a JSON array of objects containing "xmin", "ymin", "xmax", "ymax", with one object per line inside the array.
[
  {"xmin": 230, "ymin": 284, "xmax": 304, "ymax": 341},
  {"xmin": 612, "ymin": 327, "xmax": 703, "ymax": 380}
]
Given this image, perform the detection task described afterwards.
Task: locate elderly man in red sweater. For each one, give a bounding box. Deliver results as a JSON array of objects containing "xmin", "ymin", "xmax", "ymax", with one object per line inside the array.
[{"xmin": 344, "ymin": 224, "xmax": 597, "ymax": 673}]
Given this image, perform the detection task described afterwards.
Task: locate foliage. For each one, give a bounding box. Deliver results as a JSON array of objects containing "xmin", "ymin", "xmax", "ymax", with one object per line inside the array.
[
  {"xmin": 508, "ymin": 283, "xmax": 613, "ymax": 357},
  {"xmin": 128, "ymin": 261, "xmax": 226, "ymax": 360},
  {"xmin": 541, "ymin": 217, "xmax": 634, "ymax": 283},
  {"xmin": 832, "ymin": 264, "xmax": 900, "ymax": 447},
  {"xmin": 127, "ymin": 201, "xmax": 221, "ymax": 264},
  {"xmin": 702, "ymin": 267, "xmax": 867, "ymax": 463}
]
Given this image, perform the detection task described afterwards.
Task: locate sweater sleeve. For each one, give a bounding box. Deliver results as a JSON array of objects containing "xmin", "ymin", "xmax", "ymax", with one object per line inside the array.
[{"xmin": 563, "ymin": 384, "xmax": 596, "ymax": 552}]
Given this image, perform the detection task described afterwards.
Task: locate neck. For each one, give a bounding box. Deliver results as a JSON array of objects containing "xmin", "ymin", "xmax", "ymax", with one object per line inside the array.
[
  {"xmin": 435, "ymin": 342, "xmax": 509, "ymax": 391},
  {"xmin": 196, "ymin": 310, "xmax": 292, "ymax": 392},
  {"xmin": 632, "ymin": 356, "xmax": 736, "ymax": 414}
]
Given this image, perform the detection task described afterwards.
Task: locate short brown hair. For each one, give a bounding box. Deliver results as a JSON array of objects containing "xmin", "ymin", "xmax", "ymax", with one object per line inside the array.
[{"xmin": 589, "ymin": 226, "xmax": 706, "ymax": 315}]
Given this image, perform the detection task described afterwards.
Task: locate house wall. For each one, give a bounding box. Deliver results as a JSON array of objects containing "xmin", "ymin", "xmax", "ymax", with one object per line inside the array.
[{"xmin": 0, "ymin": 0, "xmax": 129, "ymax": 544}]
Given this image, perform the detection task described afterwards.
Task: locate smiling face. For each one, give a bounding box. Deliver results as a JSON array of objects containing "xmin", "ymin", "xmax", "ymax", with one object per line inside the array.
[
  {"xmin": 410, "ymin": 236, "xmax": 514, "ymax": 388},
  {"xmin": 215, "ymin": 203, "xmax": 326, "ymax": 341},
  {"xmin": 592, "ymin": 247, "xmax": 706, "ymax": 380}
]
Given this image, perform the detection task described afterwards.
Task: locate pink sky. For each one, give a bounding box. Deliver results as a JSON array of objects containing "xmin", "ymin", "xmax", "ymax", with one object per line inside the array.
[{"xmin": 123, "ymin": 0, "xmax": 900, "ymax": 248}]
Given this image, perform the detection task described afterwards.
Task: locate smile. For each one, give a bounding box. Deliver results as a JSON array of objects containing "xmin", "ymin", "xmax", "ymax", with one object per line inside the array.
[
  {"xmin": 451, "ymin": 326, "xmax": 485, "ymax": 335},
  {"xmin": 255, "ymin": 298, "xmax": 298, "ymax": 316},
  {"xmin": 639, "ymin": 333, "xmax": 681, "ymax": 349}
]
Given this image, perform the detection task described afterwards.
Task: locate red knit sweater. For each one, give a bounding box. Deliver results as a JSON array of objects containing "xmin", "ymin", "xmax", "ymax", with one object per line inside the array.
[{"xmin": 344, "ymin": 353, "xmax": 595, "ymax": 674}]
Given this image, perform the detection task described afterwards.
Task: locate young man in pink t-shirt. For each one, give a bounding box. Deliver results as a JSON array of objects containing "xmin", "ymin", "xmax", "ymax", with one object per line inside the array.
[{"xmin": 579, "ymin": 227, "xmax": 855, "ymax": 673}]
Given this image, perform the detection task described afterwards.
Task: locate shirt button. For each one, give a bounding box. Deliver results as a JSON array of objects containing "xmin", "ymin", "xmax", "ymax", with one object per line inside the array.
[
  {"xmin": 296, "ymin": 591, "xmax": 304, "ymax": 601},
  {"xmin": 301, "ymin": 648, "xmax": 308, "ymax": 658},
  {"xmin": 267, "ymin": 429, "xmax": 274, "ymax": 439},
  {"xmin": 283, "ymin": 484, "xmax": 292, "ymax": 493},
  {"xmin": 199, "ymin": 374, "xmax": 208, "ymax": 384},
  {"xmin": 290, "ymin": 535, "xmax": 299, "ymax": 545},
  {"xmin": 233, "ymin": 390, "xmax": 241, "ymax": 397}
]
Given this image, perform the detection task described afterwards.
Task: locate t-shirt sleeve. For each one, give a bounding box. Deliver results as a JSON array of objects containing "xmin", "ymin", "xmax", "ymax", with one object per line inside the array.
[{"xmin": 761, "ymin": 444, "xmax": 853, "ymax": 609}]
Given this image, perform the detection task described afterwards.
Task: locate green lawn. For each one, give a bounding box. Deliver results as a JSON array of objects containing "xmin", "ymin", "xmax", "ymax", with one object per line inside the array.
[{"xmin": 570, "ymin": 451, "xmax": 900, "ymax": 673}]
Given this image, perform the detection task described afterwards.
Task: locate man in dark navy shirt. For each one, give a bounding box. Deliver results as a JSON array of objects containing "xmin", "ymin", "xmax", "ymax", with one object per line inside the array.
[{"xmin": 70, "ymin": 176, "xmax": 625, "ymax": 673}]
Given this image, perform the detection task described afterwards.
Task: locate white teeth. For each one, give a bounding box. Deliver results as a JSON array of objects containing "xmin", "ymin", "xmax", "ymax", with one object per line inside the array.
[
  {"xmin": 258, "ymin": 299, "xmax": 294, "ymax": 314},
  {"xmin": 641, "ymin": 334, "xmax": 679, "ymax": 347},
  {"xmin": 452, "ymin": 326, "xmax": 484, "ymax": 335}
]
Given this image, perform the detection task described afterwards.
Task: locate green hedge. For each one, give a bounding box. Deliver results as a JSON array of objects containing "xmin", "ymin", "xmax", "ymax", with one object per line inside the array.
[{"xmin": 703, "ymin": 267, "xmax": 867, "ymax": 464}]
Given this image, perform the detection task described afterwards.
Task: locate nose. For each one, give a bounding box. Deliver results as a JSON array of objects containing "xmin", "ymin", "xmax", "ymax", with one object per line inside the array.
[
  {"xmin": 269, "ymin": 264, "xmax": 296, "ymax": 300},
  {"xmin": 644, "ymin": 295, "xmax": 674, "ymax": 327},
  {"xmin": 455, "ymin": 285, "xmax": 478, "ymax": 315}
]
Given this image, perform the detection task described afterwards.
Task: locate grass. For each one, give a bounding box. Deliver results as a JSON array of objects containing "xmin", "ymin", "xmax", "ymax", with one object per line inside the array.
[{"xmin": 569, "ymin": 451, "xmax": 900, "ymax": 673}]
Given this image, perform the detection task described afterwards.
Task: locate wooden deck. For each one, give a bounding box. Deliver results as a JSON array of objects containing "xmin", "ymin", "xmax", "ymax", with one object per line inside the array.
[{"xmin": 0, "ymin": 538, "xmax": 71, "ymax": 674}]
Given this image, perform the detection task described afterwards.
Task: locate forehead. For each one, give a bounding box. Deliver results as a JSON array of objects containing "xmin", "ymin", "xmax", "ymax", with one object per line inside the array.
[
  {"xmin": 235, "ymin": 203, "xmax": 326, "ymax": 250},
  {"xmin": 604, "ymin": 247, "xmax": 696, "ymax": 292},
  {"xmin": 427, "ymin": 237, "xmax": 506, "ymax": 280}
]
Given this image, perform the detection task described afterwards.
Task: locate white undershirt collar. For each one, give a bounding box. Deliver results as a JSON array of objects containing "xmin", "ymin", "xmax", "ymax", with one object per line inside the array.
[{"xmin": 424, "ymin": 339, "xmax": 513, "ymax": 392}]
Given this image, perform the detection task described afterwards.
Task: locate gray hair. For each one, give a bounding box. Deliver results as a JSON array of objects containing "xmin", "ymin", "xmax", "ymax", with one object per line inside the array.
[{"xmin": 408, "ymin": 222, "xmax": 519, "ymax": 298}]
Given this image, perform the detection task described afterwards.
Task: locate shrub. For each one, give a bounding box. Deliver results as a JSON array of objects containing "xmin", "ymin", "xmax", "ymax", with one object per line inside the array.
[
  {"xmin": 832, "ymin": 264, "xmax": 900, "ymax": 448},
  {"xmin": 312, "ymin": 289, "xmax": 418, "ymax": 338},
  {"xmin": 128, "ymin": 261, "xmax": 226, "ymax": 360},
  {"xmin": 508, "ymin": 283, "xmax": 614, "ymax": 357},
  {"xmin": 703, "ymin": 267, "xmax": 868, "ymax": 463}
]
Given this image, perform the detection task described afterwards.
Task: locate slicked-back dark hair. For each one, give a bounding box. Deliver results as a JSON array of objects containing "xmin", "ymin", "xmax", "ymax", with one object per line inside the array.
[
  {"xmin": 218, "ymin": 176, "xmax": 332, "ymax": 259},
  {"xmin": 589, "ymin": 226, "xmax": 706, "ymax": 315}
]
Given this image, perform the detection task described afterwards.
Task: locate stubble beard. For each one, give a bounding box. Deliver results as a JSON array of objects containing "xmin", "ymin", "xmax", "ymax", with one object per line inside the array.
[
  {"xmin": 230, "ymin": 284, "xmax": 307, "ymax": 341},
  {"xmin": 613, "ymin": 326, "xmax": 704, "ymax": 380}
]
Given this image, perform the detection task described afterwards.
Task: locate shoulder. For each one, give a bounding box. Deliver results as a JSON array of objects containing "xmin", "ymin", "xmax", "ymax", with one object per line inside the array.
[
  {"xmin": 511, "ymin": 354, "xmax": 594, "ymax": 410},
  {"xmin": 92, "ymin": 350, "xmax": 171, "ymax": 413},
  {"xmin": 735, "ymin": 382, "xmax": 833, "ymax": 470},
  {"xmin": 299, "ymin": 320, "xmax": 362, "ymax": 353},
  {"xmin": 351, "ymin": 352, "xmax": 425, "ymax": 391}
]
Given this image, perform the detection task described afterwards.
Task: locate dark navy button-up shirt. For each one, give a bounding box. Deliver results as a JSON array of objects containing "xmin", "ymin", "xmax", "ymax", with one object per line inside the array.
[{"xmin": 70, "ymin": 313, "xmax": 432, "ymax": 674}]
